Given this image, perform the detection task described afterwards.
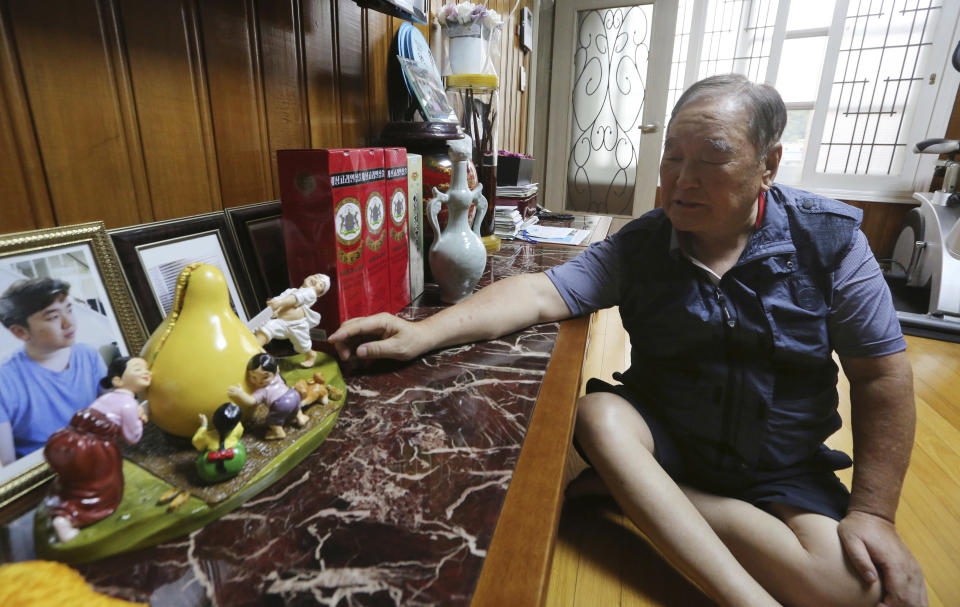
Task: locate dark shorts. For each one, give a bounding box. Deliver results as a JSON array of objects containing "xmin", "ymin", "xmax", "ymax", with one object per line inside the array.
[{"xmin": 576, "ymin": 378, "xmax": 851, "ymax": 521}]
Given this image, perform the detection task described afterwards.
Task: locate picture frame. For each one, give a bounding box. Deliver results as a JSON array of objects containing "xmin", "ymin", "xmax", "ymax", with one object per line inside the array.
[
  {"xmin": 0, "ymin": 221, "xmax": 147, "ymax": 515},
  {"xmin": 225, "ymin": 201, "xmax": 291, "ymax": 309},
  {"xmin": 398, "ymin": 56, "xmax": 458, "ymax": 123},
  {"xmin": 109, "ymin": 213, "xmax": 258, "ymax": 333}
]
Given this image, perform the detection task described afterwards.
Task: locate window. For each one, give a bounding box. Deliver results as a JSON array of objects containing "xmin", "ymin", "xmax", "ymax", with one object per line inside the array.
[{"xmin": 666, "ymin": 0, "xmax": 960, "ymax": 201}]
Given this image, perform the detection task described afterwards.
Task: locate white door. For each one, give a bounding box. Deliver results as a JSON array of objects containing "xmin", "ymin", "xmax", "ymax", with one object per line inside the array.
[{"xmin": 545, "ymin": 0, "xmax": 677, "ymax": 216}]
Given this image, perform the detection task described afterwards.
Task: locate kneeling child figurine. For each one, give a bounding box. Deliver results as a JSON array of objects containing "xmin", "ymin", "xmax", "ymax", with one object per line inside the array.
[{"xmin": 227, "ymin": 353, "xmax": 308, "ymax": 440}]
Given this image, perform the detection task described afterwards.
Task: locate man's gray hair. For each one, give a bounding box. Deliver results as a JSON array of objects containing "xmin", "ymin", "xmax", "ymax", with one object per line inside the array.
[{"xmin": 670, "ymin": 74, "xmax": 787, "ymax": 159}]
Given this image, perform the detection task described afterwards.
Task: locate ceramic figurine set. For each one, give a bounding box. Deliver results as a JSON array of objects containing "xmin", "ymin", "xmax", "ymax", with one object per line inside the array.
[
  {"xmin": 40, "ymin": 263, "xmax": 341, "ymax": 547},
  {"xmin": 36, "ymin": 139, "xmax": 484, "ymax": 553}
]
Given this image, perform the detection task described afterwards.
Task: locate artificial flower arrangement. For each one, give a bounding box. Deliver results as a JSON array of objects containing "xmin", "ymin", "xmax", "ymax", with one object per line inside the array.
[{"xmin": 436, "ymin": 1, "xmax": 504, "ymax": 30}]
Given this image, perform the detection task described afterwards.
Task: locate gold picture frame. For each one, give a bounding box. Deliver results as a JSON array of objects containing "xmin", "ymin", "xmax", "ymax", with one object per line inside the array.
[{"xmin": 0, "ymin": 221, "xmax": 147, "ymax": 518}]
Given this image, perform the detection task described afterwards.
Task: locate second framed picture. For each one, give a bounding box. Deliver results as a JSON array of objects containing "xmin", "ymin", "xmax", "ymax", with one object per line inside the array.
[
  {"xmin": 110, "ymin": 213, "xmax": 258, "ymax": 332},
  {"xmin": 225, "ymin": 201, "xmax": 290, "ymax": 308}
]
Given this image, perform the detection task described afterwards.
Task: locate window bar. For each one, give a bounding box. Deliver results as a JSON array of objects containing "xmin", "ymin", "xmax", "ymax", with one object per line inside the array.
[
  {"xmin": 765, "ymin": 0, "xmax": 790, "ymax": 85},
  {"xmin": 732, "ymin": 0, "xmax": 751, "ymax": 77},
  {"xmin": 758, "ymin": 0, "xmax": 776, "ymax": 82},
  {"xmin": 866, "ymin": 1, "xmax": 920, "ymax": 172},
  {"xmin": 828, "ymin": 0, "xmax": 876, "ymax": 172},
  {"xmin": 885, "ymin": 1, "xmax": 937, "ymax": 173},
  {"xmin": 821, "ymin": 0, "xmax": 861, "ymax": 172},
  {"xmin": 844, "ymin": 0, "xmax": 881, "ymax": 174},
  {"xmin": 853, "ymin": 0, "xmax": 897, "ymax": 174},
  {"xmin": 685, "ymin": 0, "xmax": 707, "ymax": 90}
]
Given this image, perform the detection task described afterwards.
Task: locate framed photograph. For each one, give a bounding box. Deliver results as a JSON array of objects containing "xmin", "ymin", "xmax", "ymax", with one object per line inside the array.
[
  {"xmin": 226, "ymin": 201, "xmax": 290, "ymax": 309},
  {"xmin": 398, "ymin": 56, "xmax": 458, "ymax": 123},
  {"xmin": 110, "ymin": 213, "xmax": 257, "ymax": 333},
  {"xmin": 0, "ymin": 221, "xmax": 147, "ymax": 512}
]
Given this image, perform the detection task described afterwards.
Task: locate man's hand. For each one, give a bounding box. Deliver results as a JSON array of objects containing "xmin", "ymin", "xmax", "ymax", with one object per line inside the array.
[
  {"xmin": 328, "ymin": 313, "xmax": 427, "ymax": 361},
  {"xmin": 838, "ymin": 510, "xmax": 927, "ymax": 607}
]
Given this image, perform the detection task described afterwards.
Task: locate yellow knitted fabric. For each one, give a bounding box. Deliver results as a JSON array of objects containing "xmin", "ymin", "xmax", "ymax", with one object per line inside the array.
[{"xmin": 0, "ymin": 560, "xmax": 145, "ymax": 606}]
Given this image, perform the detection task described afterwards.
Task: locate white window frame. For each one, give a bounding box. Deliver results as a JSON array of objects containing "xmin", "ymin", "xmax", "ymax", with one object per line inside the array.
[{"xmin": 672, "ymin": 0, "xmax": 960, "ymax": 203}]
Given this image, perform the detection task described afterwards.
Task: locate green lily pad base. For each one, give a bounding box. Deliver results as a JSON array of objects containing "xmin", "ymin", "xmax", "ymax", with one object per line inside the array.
[{"xmin": 34, "ymin": 354, "xmax": 346, "ymax": 565}]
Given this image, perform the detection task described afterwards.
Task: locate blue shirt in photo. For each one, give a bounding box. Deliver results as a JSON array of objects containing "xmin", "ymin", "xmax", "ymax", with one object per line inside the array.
[{"xmin": 0, "ymin": 343, "xmax": 107, "ymax": 458}]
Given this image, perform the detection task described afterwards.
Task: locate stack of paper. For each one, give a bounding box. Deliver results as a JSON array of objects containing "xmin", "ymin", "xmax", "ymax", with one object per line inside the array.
[
  {"xmin": 520, "ymin": 224, "xmax": 590, "ymax": 246},
  {"xmin": 496, "ymin": 183, "xmax": 539, "ymax": 198},
  {"xmin": 494, "ymin": 206, "xmax": 523, "ymax": 239},
  {"xmin": 494, "ymin": 206, "xmax": 539, "ymax": 239}
]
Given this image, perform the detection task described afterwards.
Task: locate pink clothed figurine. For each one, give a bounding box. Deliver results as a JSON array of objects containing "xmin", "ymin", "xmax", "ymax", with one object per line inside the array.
[{"xmin": 44, "ymin": 356, "xmax": 151, "ymax": 543}]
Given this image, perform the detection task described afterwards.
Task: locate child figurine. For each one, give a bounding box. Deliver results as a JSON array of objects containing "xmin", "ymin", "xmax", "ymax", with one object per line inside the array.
[
  {"xmin": 43, "ymin": 356, "xmax": 151, "ymax": 543},
  {"xmin": 227, "ymin": 353, "xmax": 309, "ymax": 440},
  {"xmin": 254, "ymin": 273, "xmax": 330, "ymax": 368},
  {"xmin": 192, "ymin": 402, "xmax": 245, "ymax": 484}
]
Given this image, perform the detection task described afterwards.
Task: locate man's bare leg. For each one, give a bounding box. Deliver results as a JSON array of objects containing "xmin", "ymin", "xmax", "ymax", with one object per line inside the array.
[
  {"xmin": 683, "ymin": 489, "xmax": 881, "ymax": 607},
  {"xmin": 575, "ymin": 392, "xmax": 778, "ymax": 607},
  {"xmin": 575, "ymin": 392, "xmax": 882, "ymax": 607}
]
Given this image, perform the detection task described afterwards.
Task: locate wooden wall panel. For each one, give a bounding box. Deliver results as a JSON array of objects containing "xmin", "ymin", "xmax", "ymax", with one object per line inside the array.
[
  {"xmin": 119, "ymin": 0, "xmax": 221, "ymax": 220},
  {"xmin": 199, "ymin": 0, "xmax": 272, "ymax": 207},
  {"xmin": 844, "ymin": 200, "xmax": 917, "ymax": 258},
  {"xmin": 302, "ymin": 0, "xmax": 341, "ymax": 148},
  {"xmin": 366, "ymin": 10, "xmax": 393, "ymax": 143},
  {"xmin": 257, "ymin": 0, "xmax": 309, "ymax": 196},
  {"xmin": 336, "ymin": 0, "xmax": 368, "ymax": 147},
  {"xmin": 8, "ymin": 0, "xmax": 145, "ymax": 228},
  {"xmin": 0, "ymin": 2, "xmax": 53, "ymax": 232}
]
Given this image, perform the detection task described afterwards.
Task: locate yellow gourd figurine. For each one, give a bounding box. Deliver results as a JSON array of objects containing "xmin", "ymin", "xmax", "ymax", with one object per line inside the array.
[{"xmin": 140, "ymin": 263, "xmax": 262, "ymax": 437}]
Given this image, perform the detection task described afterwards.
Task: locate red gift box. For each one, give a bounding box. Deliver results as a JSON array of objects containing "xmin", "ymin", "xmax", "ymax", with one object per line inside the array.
[
  {"xmin": 361, "ymin": 149, "xmax": 390, "ymax": 317},
  {"xmin": 384, "ymin": 147, "xmax": 410, "ymax": 313},
  {"xmin": 279, "ymin": 148, "xmax": 382, "ymax": 340}
]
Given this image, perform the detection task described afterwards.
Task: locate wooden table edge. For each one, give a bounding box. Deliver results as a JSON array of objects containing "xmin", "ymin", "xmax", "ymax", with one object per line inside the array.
[{"xmin": 470, "ymin": 313, "xmax": 592, "ymax": 606}]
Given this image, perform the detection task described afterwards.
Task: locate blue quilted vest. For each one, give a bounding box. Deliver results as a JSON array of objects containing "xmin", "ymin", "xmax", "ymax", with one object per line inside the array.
[{"xmin": 616, "ymin": 185, "xmax": 862, "ymax": 483}]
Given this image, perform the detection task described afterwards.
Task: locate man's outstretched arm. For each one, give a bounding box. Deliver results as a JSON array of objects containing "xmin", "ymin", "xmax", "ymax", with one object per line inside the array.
[
  {"xmin": 838, "ymin": 351, "xmax": 926, "ymax": 607},
  {"xmin": 328, "ymin": 272, "xmax": 572, "ymax": 361}
]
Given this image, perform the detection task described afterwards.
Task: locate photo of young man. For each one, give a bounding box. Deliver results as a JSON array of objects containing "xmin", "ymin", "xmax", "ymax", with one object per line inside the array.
[{"xmin": 0, "ymin": 277, "xmax": 107, "ymax": 465}]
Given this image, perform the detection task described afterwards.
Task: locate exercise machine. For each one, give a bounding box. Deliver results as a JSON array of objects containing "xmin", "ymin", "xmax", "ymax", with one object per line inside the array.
[{"xmin": 888, "ymin": 138, "xmax": 960, "ymax": 336}]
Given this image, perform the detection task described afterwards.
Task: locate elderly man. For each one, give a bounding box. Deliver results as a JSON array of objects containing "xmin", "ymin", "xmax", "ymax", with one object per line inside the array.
[{"xmin": 329, "ymin": 75, "xmax": 925, "ymax": 607}]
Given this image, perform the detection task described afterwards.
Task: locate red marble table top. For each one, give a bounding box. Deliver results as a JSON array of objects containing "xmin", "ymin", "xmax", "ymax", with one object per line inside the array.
[{"xmin": 63, "ymin": 240, "xmax": 587, "ymax": 606}]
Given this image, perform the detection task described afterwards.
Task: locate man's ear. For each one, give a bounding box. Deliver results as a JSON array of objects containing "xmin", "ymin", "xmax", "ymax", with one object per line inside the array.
[
  {"xmin": 761, "ymin": 142, "xmax": 783, "ymax": 190},
  {"xmin": 7, "ymin": 324, "xmax": 30, "ymax": 343}
]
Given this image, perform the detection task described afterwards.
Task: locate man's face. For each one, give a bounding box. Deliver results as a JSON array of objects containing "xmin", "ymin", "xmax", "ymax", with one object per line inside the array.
[
  {"xmin": 12, "ymin": 294, "xmax": 76, "ymax": 352},
  {"xmin": 659, "ymin": 96, "xmax": 779, "ymax": 241}
]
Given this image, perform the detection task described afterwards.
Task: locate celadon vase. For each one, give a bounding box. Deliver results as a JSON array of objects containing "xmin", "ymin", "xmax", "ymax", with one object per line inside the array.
[{"xmin": 427, "ymin": 158, "xmax": 488, "ymax": 303}]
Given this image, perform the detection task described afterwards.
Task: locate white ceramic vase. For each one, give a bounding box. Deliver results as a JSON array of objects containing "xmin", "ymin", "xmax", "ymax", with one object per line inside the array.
[{"xmin": 427, "ymin": 159, "xmax": 488, "ymax": 303}]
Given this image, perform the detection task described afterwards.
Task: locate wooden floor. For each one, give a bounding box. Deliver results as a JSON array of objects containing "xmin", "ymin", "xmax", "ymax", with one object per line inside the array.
[{"xmin": 546, "ymin": 307, "xmax": 960, "ymax": 607}]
